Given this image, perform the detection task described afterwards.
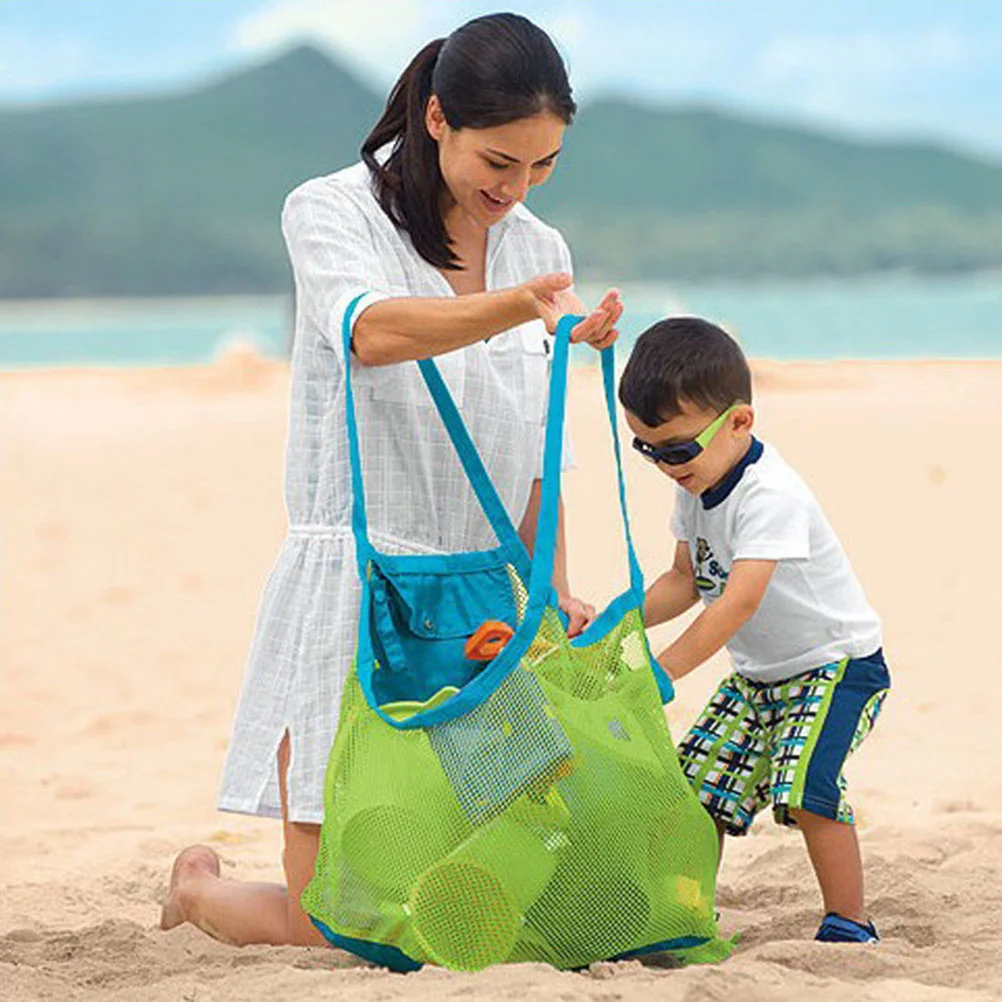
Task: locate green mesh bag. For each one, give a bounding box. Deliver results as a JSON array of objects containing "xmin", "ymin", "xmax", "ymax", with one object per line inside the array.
[{"xmin": 302, "ymin": 305, "xmax": 734, "ymax": 971}]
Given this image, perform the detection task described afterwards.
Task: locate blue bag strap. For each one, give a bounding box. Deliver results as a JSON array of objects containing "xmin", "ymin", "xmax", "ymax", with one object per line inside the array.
[
  {"xmin": 340, "ymin": 292, "xmax": 529, "ymax": 577},
  {"xmin": 525, "ymin": 315, "xmax": 645, "ymax": 620},
  {"xmin": 523, "ymin": 314, "xmax": 570, "ymax": 618},
  {"xmin": 352, "ymin": 310, "xmax": 653, "ymax": 731},
  {"xmin": 342, "ymin": 295, "xmax": 643, "ymax": 605},
  {"xmin": 416, "ymin": 357, "xmax": 530, "ymax": 571},
  {"xmin": 342, "ymin": 293, "xmax": 375, "ymax": 575},
  {"xmin": 600, "ymin": 344, "xmax": 646, "ymax": 599}
]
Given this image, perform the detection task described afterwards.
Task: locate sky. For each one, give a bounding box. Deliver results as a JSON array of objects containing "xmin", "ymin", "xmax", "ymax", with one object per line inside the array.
[{"xmin": 2, "ymin": 0, "xmax": 1001, "ymax": 160}]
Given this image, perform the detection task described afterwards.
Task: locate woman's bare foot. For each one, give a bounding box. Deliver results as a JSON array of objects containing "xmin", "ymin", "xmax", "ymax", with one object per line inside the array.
[{"xmin": 160, "ymin": 844, "xmax": 221, "ymax": 931}]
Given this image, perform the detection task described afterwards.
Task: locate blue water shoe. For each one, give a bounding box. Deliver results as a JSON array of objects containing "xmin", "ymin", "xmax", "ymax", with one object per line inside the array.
[{"xmin": 815, "ymin": 913, "xmax": 879, "ymax": 944}]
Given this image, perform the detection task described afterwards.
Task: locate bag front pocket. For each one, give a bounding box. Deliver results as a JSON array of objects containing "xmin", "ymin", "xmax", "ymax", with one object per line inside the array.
[{"xmin": 369, "ymin": 560, "xmax": 518, "ymax": 705}]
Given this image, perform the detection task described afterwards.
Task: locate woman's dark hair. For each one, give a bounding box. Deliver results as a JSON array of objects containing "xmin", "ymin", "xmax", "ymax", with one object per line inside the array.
[
  {"xmin": 619, "ymin": 317, "xmax": 753, "ymax": 427},
  {"xmin": 361, "ymin": 12, "xmax": 575, "ymax": 270}
]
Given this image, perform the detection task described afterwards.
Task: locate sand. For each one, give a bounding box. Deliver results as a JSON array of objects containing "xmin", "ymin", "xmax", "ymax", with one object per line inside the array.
[{"xmin": 3, "ymin": 347, "xmax": 1002, "ymax": 1000}]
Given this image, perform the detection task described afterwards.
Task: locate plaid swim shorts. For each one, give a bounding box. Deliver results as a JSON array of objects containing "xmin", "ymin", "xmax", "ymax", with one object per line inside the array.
[{"xmin": 677, "ymin": 649, "xmax": 890, "ymax": 835}]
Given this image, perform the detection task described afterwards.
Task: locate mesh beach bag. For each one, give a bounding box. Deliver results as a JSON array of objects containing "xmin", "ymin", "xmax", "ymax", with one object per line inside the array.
[{"xmin": 302, "ymin": 302, "xmax": 735, "ymax": 971}]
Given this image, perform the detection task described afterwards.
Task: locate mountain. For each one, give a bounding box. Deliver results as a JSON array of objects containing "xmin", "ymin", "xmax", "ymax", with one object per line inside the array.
[
  {"xmin": 535, "ymin": 99, "xmax": 1002, "ymax": 279},
  {"xmin": 2, "ymin": 45, "xmax": 1001, "ymax": 297},
  {"xmin": 0, "ymin": 46, "xmax": 382, "ymax": 297}
]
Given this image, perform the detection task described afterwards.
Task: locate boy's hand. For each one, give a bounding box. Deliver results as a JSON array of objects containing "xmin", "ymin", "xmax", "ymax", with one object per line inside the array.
[{"xmin": 558, "ymin": 592, "xmax": 596, "ymax": 638}]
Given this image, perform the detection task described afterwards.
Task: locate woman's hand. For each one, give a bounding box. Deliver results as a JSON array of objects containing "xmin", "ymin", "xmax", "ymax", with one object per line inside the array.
[
  {"xmin": 521, "ymin": 274, "xmax": 623, "ymax": 350},
  {"xmin": 558, "ymin": 592, "xmax": 597, "ymax": 639}
]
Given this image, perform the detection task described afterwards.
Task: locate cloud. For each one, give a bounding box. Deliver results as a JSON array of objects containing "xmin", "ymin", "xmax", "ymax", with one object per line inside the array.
[
  {"xmin": 221, "ymin": 1, "xmax": 1002, "ymax": 155},
  {"xmin": 231, "ymin": 0, "xmax": 437, "ymax": 85},
  {"xmin": 0, "ymin": 31, "xmax": 93, "ymax": 98},
  {"xmin": 755, "ymin": 28, "xmax": 968, "ymax": 101},
  {"xmin": 746, "ymin": 28, "xmax": 976, "ymax": 138},
  {"xmin": 766, "ymin": 28, "xmax": 965, "ymax": 78},
  {"xmin": 230, "ymin": 0, "xmax": 605, "ymax": 89}
]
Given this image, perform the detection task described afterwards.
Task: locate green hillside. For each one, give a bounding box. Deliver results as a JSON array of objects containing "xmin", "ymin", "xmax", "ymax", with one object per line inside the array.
[
  {"xmin": 537, "ymin": 99, "xmax": 1002, "ymax": 278},
  {"xmin": 2, "ymin": 45, "xmax": 1001, "ymax": 297}
]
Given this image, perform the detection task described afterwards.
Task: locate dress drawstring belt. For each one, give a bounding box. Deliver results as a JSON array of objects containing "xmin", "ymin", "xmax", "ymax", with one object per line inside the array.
[{"xmin": 288, "ymin": 524, "xmax": 350, "ymax": 539}]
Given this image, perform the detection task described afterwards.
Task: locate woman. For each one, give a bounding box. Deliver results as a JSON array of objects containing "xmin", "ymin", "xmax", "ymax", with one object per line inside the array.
[{"xmin": 161, "ymin": 12, "xmax": 622, "ymax": 947}]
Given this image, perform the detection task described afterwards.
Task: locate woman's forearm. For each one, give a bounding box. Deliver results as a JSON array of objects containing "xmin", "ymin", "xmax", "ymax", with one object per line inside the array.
[
  {"xmin": 518, "ymin": 479, "xmax": 541, "ymax": 555},
  {"xmin": 352, "ymin": 287, "xmax": 537, "ymax": 365},
  {"xmin": 517, "ymin": 482, "xmax": 570, "ymax": 594}
]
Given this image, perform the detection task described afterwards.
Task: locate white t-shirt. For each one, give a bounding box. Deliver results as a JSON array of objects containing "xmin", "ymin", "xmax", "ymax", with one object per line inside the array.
[{"xmin": 671, "ymin": 440, "xmax": 882, "ymax": 683}]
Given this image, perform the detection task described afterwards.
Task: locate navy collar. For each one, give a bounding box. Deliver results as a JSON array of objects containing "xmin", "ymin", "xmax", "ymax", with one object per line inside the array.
[{"xmin": 701, "ymin": 437, "xmax": 764, "ymax": 510}]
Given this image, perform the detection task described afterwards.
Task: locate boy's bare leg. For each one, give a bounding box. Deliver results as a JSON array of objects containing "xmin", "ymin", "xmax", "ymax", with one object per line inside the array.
[
  {"xmin": 161, "ymin": 733, "xmax": 326, "ymax": 946},
  {"xmin": 791, "ymin": 808, "xmax": 866, "ymax": 923}
]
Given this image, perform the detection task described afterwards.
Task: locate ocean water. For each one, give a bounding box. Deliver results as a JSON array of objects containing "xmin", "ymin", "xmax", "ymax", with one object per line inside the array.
[{"xmin": 0, "ymin": 276, "xmax": 999, "ymax": 370}]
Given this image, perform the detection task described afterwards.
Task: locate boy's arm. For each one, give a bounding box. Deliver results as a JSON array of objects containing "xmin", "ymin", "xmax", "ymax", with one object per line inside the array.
[
  {"xmin": 644, "ymin": 542, "xmax": 699, "ymax": 627},
  {"xmin": 658, "ymin": 558, "xmax": 776, "ymax": 680}
]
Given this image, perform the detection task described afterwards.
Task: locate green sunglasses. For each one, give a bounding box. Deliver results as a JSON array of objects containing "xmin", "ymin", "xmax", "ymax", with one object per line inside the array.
[{"xmin": 631, "ymin": 404, "xmax": 739, "ymax": 466}]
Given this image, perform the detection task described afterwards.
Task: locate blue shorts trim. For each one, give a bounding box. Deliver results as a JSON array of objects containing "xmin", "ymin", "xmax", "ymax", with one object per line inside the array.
[{"xmin": 798, "ymin": 649, "xmax": 891, "ymax": 821}]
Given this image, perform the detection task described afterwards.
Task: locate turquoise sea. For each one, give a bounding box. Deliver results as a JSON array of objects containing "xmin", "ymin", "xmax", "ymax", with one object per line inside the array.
[{"xmin": 0, "ymin": 275, "xmax": 999, "ymax": 369}]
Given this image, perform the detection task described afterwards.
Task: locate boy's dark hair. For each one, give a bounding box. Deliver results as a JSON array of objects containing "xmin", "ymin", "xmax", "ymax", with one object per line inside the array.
[{"xmin": 618, "ymin": 317, "xmax": 752, "ymax": 427}]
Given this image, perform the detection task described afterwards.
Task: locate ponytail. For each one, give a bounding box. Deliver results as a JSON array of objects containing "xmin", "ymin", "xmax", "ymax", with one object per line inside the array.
[
  {"xmin": 361, "ymin": 15, "xmax": 575, "ymax": 271},
  {"xmin": 361, "ymin": 39, "xmax": 455, "ymax": 269}
]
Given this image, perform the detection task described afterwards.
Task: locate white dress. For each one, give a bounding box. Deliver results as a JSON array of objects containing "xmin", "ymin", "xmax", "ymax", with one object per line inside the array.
[{"xmin": 217, "ymin": 162, "xmax": 574, "ymax": 822}]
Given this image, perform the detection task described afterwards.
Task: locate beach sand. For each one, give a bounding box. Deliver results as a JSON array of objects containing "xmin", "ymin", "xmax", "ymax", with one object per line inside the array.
[{"xmin": 2, "ymin": 350, "xmax": 1001, "ymax": 1000}]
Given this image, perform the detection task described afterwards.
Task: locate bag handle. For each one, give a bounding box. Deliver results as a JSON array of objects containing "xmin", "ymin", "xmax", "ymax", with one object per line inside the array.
[
  {"xmin": 416, "ymin": 358, "xmax": 531, "ymax": 576},
  {"xmin": 600, "ymin": 341, "xmax": 646, "ymax": 600},
  {"xmin": 345, "ymin": 305, "xmax": 649, "ymax": 731},
  {"xmin": 525, "ymin": 316, "xmax": 645, "ymax": 617},
  {"xmin": 340, "ymin": 293, "xmax": 529, "ymax": 576},
  {"xmin": 341, "ymin": 295, "xmax": 644, "ymax": 602},
  {"xmin": 341, "ymin": 294, "xmax": 375, "ymax": 575}
]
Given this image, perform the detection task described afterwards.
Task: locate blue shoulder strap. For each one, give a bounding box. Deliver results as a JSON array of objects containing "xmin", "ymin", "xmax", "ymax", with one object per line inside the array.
[
  {"xmin": 342, "ymin": 294, "xmax": 375, "ymax": 576},
  {"xmin": 341, "ymin": 296, "xmax": 643, "ymax": 605},
  {"xmin": 340, "ymin": 294, "xmax": 529, "ymax": 576},
  {"xmin": 526, "ymin": 315, "xmax": 645, "ymax": 617},
  {"xmin": 600, "ymin": 343, "xmax": 646, "ymax": 600},
  {"xmin": 416, "ymin": 358, "xmax": 530, "ymax": 572}
]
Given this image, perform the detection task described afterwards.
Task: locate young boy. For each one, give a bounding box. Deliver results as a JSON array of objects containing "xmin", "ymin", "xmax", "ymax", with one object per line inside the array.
[{"xmin": 619, "ymin": 316, "xmax": 890, "ymax": 944}]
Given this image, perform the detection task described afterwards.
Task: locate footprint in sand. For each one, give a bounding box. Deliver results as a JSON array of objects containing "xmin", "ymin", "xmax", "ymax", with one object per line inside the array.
[
  {"xmin": 0, "ymin": 732, "xmax": 36, "ymax": 747},
  {"xmin": 54, "ymin": 778, "xmax": 97, "ymax": 800},
  {"xmin": 208, "ymin": 830, "xmax": 257, "ymax": 846},
  {"xmin": 98, "ymin": 585, "xmax": 136, "ymax": 607},
  {"xmin": 82, "ymin": 710, "xmax": 158, "ymax": 737},
  {"xmin": 934, "ymin": 799, "xmax": 983, "ymax": 814},
  {"xmin": 34, "ymin": 519, "xmax": 67, "ymax": 543},
  {"xmin": 33, "ymin": 521, "xmax": 67, "ymax": 572},
  {"xmin": 189, "ymin": 488, "xmax": 211, "ymax": 512},
  {"xmin": 887, "ymin": 922, "xmax": 937, "ymax": 948}
]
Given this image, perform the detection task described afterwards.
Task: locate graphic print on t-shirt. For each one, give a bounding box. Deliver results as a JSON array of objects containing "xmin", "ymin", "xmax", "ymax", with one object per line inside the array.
[{"xmin": 695, "ymin": 537, "xmax": 729, "ymax": 596}]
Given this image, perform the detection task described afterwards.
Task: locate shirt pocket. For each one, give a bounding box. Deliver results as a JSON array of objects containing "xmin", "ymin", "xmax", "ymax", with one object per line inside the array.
[
  {"xmin": 354, "ymin": 348, "xmax": 466, "ymax": 409},
  {"xmin": 487, "ymin": 320, "xmax": 551, "ymax": 429}
]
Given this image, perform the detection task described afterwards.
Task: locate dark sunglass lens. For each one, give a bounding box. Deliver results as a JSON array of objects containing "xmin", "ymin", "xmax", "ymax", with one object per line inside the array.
[
  {"xmin": 665, "ymin": 443, "xmax": 701, "ymax": 465},
  {"xmin": 632, "ymin": 438, "xmax": 657, "ymax": 462}
]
